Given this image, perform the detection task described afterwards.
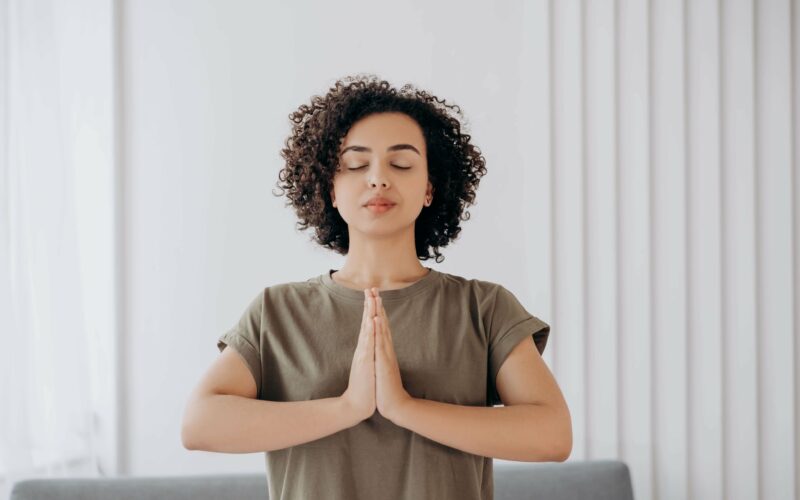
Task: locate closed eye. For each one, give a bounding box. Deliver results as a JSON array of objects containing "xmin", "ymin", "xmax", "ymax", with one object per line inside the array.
[{"xmin": 348, "ymin": 165, "xmax": 411, "ymax": 170}]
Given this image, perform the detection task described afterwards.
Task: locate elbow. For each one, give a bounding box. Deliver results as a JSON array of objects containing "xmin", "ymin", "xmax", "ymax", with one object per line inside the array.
[
  {"xmin": 546, "ymin": 406, "xmax": 572, "ymax": 462},
  {"xmin": 555, "ymin": 410, "xmax": 573, "ymax": 462},
  {"xmin": 520, "ymin": 405, "xmax": 574, "ymax": 462},
  {"xmin": 543, "ymin": 431, "xmax": 571, "ymax": 462},
  {"xmin": 181, "ymin": 424, "xmax": 197, "ymax": 450},
  {"xmin": 555, "ymin": 432, "xmax": 572, "ymax": 462},
  {"xmin": 181, "ymin": 407, "xmax": 204, "ymax": 450},
  {"xmin": 181, "ymin": 397, "xmax": 206, "ymax": 450},
  {"xmin": 541, "ymin": 435, "xmax": 571, "ymax": 462}
]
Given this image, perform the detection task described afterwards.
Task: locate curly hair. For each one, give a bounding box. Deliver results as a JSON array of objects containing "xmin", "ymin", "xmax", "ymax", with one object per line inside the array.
[{"xmin": 273, "ymin": 73, "xmax": 487, "ymax": 264}]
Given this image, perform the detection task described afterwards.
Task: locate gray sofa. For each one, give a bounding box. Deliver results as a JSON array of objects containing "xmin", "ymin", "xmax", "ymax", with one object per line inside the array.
[{"xmin": 10, "ymin": 459, "xmax": 634, "ymax": 499}]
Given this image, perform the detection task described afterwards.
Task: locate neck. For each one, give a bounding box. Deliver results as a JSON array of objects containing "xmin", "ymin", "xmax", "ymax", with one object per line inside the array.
[{"xmin": 334, "ymin": 227, "xmax": 427, "ymax": 289}]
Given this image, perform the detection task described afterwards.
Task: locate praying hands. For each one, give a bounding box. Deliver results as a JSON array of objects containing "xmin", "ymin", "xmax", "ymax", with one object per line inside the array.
[{"xmin": 340, "ymin": 287, "xmax": 412, "ymax": 424}]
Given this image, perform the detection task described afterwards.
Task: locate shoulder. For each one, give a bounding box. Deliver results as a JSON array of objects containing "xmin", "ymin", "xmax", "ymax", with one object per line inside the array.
[
  {"xmin": 259, "ymin": 276, "xmax": 327, "ymax": 307},
  {"xmin": 437, "ymin": 272, "xmax": 538, "ymax": 321},
  {"xmin": 435, "ymin": 269, "xmax": 499, "ymax": 291},
  {"xmin": 433, "ymin": 271, "xmax": 517, "ymax": 317},
  {"xmin": 435, "ymin": 270, "xmax": 507, "ymax": 300}
]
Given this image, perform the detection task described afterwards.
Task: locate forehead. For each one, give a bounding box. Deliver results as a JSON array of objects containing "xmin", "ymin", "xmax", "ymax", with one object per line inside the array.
[{"xmin": 340, "ymin": 112, "xmax": 426, "ymax": 154}]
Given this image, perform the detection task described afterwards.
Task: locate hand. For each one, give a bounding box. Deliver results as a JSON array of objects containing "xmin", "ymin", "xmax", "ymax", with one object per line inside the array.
[
  {"xmin": 341, "ymin": 289, "xmax": 377, "ymax": 423},
  {"xmin": 370, "ymin": 287, "xmax": 412, "ymax": 423}
]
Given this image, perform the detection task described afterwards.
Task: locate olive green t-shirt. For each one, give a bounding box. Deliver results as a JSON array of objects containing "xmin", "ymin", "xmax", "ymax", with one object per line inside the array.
[{"xmin": 216, "ymin": 267, "xmax": 550, "ymax": 500}]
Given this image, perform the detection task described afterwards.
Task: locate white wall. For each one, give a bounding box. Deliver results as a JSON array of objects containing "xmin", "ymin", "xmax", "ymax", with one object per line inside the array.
[{"xmin": 87, "ymin": 1, "xmax": 800, "ymax": 500}]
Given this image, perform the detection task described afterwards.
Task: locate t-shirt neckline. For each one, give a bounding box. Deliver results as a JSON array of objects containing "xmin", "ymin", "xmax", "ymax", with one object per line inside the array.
[{"xmin": 319, "ymin": 266, "xmax": 439, "ymax": 301}]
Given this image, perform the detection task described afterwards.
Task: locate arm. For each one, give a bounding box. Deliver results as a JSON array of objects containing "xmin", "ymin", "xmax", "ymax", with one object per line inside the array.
[
  {"xmin": 182, "ymin": 393, "xmax": 360, "ymax": 453},
  {"xmin": 390, "ymin": 399, "xmax": 570, "ymax": 462},
  {"xmin": 390, "ymin": 335, "xmax": 572, "ymax": 462},
  {"xmin": 181, "ymin": 347, "xmax": 363, "ymax": 453}
]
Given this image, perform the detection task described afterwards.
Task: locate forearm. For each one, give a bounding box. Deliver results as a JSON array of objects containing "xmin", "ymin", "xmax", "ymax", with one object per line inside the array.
[
  {"xmin": 182, "ymin": 394, "xmax": 359, "ymax": 453},
  {"xmin": 391, "ymin": 398, "xmax": 571, "ymax": 462}
]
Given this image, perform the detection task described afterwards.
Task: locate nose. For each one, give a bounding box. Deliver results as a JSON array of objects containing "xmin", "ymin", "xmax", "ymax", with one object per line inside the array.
[{"xmin": 368, "ymin": 168, "xmax": 390, "ymax": 188}]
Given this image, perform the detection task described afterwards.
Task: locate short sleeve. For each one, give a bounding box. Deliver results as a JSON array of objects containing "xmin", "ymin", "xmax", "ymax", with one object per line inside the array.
[
  {"xmin": 486, "ymin": 284, "xmax": 550, "ymax": 406},
  {"xmin": 216, "ymin": 289, "xmax": 265, "ymax": 399}
]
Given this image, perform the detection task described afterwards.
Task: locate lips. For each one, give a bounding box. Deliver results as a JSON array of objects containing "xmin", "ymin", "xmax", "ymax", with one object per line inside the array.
[
  {"xmin": 364, "ymin": 196, "xmax": 396, "ymax": 207},
  {"xmin": 366, "ymin": 204, "xmax": 395, "ymax": 213}
]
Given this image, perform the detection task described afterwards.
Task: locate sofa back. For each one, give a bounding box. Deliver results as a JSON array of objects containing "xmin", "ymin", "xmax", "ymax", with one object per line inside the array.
[{"xmin": 10, "ymin": 459, "xmax": 634, "ymax": 500}]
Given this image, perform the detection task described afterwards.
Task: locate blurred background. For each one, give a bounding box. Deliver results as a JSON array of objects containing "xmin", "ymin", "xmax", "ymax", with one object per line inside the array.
[{"xmin": 0, "ymin": 1, "xmax": 797, "ymax": 500}]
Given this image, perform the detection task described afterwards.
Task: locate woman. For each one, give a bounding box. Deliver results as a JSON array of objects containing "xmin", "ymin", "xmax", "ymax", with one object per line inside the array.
[{"xmin": 182, "ymin": 74, "xmax": 572, "ymax": 500}]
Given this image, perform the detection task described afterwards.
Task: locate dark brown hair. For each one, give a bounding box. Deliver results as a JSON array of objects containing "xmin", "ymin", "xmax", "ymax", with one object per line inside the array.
[{"xmin": 273, "ymin": 73, "xmax": 487, "ymax": 263}]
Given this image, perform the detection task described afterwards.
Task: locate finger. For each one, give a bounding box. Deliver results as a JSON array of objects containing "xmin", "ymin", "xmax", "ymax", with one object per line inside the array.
[
  {"xmin": 377, "ymin": 296, "xmax": 387, "ymax": 322},
  {"xmin": 358, "ymin": 291, "xmax": 370, "ymax": 351},
  {"xmin": 380, "ymin": 317, "xmax": 391, "ymax": 364},
  {"xmin": 376, "ymin": 296, "xmax": 393, "ymax": 345},
  {"xmin": 367, "ymin": 303, "xmax": 375, "ymax": 357},
  {"xmin": 360, "ymin": 292, "xmax": 369, "ymax": 329},
  {"xmin": 369, "ymin": 292, "xmax": 375, "ymax": 318},
  {"xmin": 376, "ymin": 296, "xmax": 387, "ymax": 337},
  {"xmin": 373, "ymin": 316, "xmax": 382, "ymax": 366},
  {"xmin": 374, "ymin": 316, "xmax": 382, "ymax": 352},
  {"xmin": 377, "ymin": 316, "xmax": 390, "ymax": 361}
]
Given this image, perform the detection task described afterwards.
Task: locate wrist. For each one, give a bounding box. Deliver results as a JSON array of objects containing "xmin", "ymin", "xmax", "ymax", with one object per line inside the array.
[
  {"xmin": 338, "ymin": 395, "xmax": 368, "ymax": 427},
  {"xmin": 385, "ymin": 395, "xmax": 415, "ymax": 427}
]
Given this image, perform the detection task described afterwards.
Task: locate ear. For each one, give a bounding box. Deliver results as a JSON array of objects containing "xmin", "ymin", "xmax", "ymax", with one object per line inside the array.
[{"xmin": 330, "ymin": 190, "xmax": 337, "ymax": 208}]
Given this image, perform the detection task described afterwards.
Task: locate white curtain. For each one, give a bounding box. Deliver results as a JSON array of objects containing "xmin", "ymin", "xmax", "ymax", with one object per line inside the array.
[{"xmin": 0, "ymin": 0, "xmax": 117, "ymax": 497}]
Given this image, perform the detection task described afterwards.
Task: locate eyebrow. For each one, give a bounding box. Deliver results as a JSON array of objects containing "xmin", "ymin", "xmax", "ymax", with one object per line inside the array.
[{"xmin": 340, "ymin": 144, "xmax": 421, "ymax": 156}]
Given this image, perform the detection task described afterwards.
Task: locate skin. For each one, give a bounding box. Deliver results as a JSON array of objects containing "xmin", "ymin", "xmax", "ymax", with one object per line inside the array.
[
  {"xmin": 370, "ymin": 287, "xmax": 410, "ymax": 419},
  {"xmin": 329, "ymin": 111, "xmax": 434, "ymax": 291}
]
